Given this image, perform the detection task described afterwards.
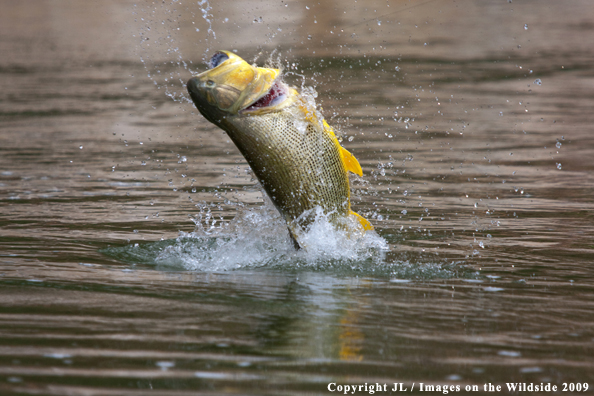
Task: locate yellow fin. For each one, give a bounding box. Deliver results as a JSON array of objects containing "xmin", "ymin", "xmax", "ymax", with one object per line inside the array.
[
  {"xmin": 340, "ymin": 146, "xmax": 363, "ymax": 176},
  {"xmin": 350, "ymin": 210, "xmax": 374, "ymax": 231},
  {"xmin": 323, "ymin": 120, "xmax": 363, "ymax": 176}
]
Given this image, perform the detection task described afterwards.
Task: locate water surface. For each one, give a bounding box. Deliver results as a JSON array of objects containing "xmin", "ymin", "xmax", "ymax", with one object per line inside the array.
[{"xmin": 1, "ymin": 0, "xmax": 593, "ymax": 394}]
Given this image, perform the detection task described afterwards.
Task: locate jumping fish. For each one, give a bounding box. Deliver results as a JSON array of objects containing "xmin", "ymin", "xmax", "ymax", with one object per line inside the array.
[{"xmin": 187, "ymin": 51, "xmax": 372, "ymax": 249}]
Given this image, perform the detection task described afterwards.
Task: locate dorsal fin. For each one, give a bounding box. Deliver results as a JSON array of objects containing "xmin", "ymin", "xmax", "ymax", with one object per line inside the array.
[
  {"xmin": 322, "ymin": 120, "xmax": 363, "ymax": 176},
  {"xmin": 323, "ymin": 119, "xmax": 337, "ymax": 137}
]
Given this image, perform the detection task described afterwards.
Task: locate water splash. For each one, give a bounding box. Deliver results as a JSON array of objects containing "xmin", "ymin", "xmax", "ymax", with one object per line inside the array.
[
  {"xmin": 197, "ymin": 0, "xmax": 216, "ymax": 63},
  {"xmin": 103, "ymin": 197, "xmax": 393, "ymax": 272},
  {"xmin": 133, "ymin": 0, "xmax": 217, "ymax": 104},
  {"xmin": 103, "ymin": 176, "xmax": 463, "ymax": 279}
]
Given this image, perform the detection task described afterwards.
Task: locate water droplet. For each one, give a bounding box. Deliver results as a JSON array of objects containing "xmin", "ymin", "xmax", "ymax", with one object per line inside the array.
[
  {"xmin": 556, "ymin": 141, "xmax": 562, "ymax": 149},
  {"xmin": 524, "ymin": 24, "xmax": 528, "ymax": 30},
  {"xmin": 156, "ymin": 361, "xmax": 175, "ymax": 371},
  {"xmin": 520, "ymin": 367, "xmax": 543, "ymax": 374},
  {"xmin": 556, "ymin": 163, "xmax": 562, "ymax": 170},
  {"xmin": 498, "ymin": 350, "xmax": 521, "ymax": 357},
  {"xmin": 534, "ymin": 78, "xmax": 542, "ymax": 85},
  {"xmin": 401, "ymin": 209, "xmax": 407, "ymax": 215},
  {"xmin": 44, "ymin": 353, "xmax": 72, "ymax": 359},
  {"xmin": 79, "ymin": 145, "xmax": 83, "ymax": 149}
]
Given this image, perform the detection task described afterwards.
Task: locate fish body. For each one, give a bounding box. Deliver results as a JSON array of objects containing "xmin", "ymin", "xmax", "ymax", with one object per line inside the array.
[{"xmin": 187, "ymin": 51, "xmax": 371, "ymax": 248}]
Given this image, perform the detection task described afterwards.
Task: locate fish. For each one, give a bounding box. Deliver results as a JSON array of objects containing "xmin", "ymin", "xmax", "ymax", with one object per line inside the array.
[{"xmin": 186, "ymin": 50, "xmax": 372, "ymax": 249}]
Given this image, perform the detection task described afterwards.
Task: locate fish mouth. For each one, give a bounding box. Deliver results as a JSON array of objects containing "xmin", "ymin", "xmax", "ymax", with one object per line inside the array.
[
  {"xmin": 242, "ymin": 80, "xmax": 289, "ymax": 112},
  {"xmin": 186, "ymin": 50, "xmax": 286, "ymax": 115}
]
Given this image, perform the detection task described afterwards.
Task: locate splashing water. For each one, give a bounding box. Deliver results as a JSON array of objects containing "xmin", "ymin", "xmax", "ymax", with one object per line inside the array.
[
  {"xmin": 104, "ymin": 195, "xmax": 391, "ymax": 272},
  {"xmin": 102, "ymin": 217, "xmax": 464, "ymax": 279},
  {"xmin": 134, "ymin": 0, "xmax": 217, "ymax": 104},
  {"xmin": 197, "ymin": 0, "xmax": 216, "ymax": 62},
  {"xmin": 102, "ymin": 183, "xmax": 462, "ymax": 279}
]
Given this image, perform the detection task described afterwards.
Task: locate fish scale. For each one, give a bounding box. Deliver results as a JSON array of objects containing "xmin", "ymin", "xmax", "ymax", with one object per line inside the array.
[{"xmin": 227, "ymin": 108, "xmax": 350, "ymax": 225}]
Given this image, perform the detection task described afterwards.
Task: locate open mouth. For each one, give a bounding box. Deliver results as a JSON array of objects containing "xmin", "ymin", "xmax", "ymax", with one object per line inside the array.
[{"xmin": 243, "ymin": 80, "xmax": 288, "ymax": 111}]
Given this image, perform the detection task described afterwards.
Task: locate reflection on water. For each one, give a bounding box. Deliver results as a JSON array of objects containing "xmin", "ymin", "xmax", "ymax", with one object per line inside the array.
[{"xmin": 1, "ymin": 0, "xmax": 594, "ymax": 394}]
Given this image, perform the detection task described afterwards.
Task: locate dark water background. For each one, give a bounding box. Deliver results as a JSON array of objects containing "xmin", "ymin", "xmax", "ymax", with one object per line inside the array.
[{"xmin": 1, "ymin": 0, "xmax": 593, "ymax": 394}]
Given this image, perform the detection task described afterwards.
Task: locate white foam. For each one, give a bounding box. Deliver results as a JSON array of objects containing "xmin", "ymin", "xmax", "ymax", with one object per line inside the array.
[{"xmin": 155, "ymin": 200, "xmax": 388, "ymax": 271}]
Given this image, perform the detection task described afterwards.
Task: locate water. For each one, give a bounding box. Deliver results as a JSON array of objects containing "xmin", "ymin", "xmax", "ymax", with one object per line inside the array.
[{"xmin": 1, "ymin": 0, "xmax": 594, "ymax": 394}]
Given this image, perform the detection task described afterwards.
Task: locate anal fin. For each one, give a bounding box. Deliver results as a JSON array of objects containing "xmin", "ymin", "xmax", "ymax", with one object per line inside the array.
[{"xmin": 350, "ymin": 210, "xmax": 373, "ymax": 231}]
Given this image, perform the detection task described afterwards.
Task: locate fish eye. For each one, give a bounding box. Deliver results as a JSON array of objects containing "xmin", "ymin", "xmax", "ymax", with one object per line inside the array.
[
  {"xmin": 206, "ymin": 80, "xmax": 215, "ymax": 87},
  {"xmin": 210, "ymin": 52, "xmax": 229, "ymax": 68}
]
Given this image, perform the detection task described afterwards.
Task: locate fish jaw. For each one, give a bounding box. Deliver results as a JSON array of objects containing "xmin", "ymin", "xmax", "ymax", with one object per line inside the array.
[
  {"xmin": 186, "ymin": 50, "xmax": 283, "ymax": 118},
  {"xmin": 186, "ymin": 77, "xmax": 228, "ymax": 125}
]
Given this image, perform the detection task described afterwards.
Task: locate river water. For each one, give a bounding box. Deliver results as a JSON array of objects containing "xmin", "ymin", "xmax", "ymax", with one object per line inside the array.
[{"xmin": 1, "ymin": 0, "xmax": 593, "ymax": 395}]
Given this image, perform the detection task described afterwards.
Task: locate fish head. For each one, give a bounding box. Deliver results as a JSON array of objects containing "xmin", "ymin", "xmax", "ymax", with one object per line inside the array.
[{"xmin": 187, "ymin": 51, "xmax": 291, "ymax": 122}]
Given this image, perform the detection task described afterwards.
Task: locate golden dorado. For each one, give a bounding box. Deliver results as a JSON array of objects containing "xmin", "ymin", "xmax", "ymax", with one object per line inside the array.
[{"xmin": 187, "ymin": 51, "xmax": 372, "ymax": 249}]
